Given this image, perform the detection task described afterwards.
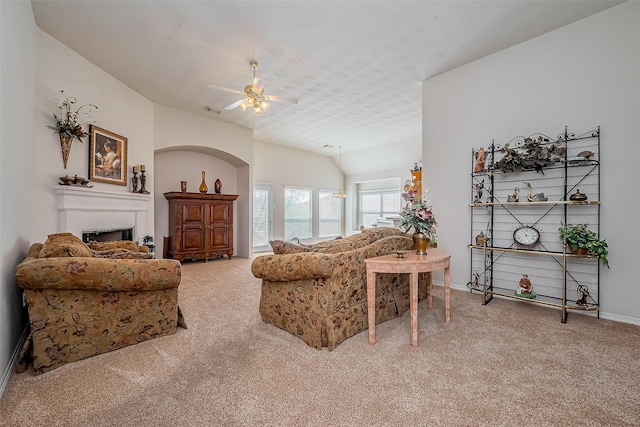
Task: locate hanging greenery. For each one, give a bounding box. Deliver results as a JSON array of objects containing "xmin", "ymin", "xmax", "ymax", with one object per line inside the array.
[{"xmin": 493, "ymin": 136, "xmax": 566, "ymax": 174}]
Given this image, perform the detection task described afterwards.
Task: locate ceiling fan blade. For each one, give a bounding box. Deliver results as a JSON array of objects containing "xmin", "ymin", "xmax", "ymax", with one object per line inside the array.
[
  {"xmin": 223, "ymin": 100, "xmax": 243, "ymax": 111},
  {"xmin": 252, "ymin": 77, "xmax": 264, "ymax": 92},
  {"xmin": 266, "ymin": 95, "xmax": 299, "ymax": 105},
  {"xmin": 208, "ymin": 84, "xmax": 243, "ymax": 95}
]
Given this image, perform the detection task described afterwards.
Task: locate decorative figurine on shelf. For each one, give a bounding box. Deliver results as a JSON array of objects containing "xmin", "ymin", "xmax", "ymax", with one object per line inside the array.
[
  {"xmin": 131, "ymin": 165, "xmax": 139, "ymax": 193},
  {"xmin": 138, "ymin": 164, "xmax": 149, "ymax": 194},
  {"xmin": 577, "ymin": 150, "xmax": 595, "ymax": 160},
  {"xmin": 576, "ymin": 285, "xmax": 592, "ymax": 307},
  {"xmin": 472, "ymin": 270, "xmax": 480, "ymax": 289},
  {"xmin": 474, "ymin": 179, "xmax": 484, "ymax": 203},
  {"xmin": 516, "ymin": 274, "xmax": 536, "ymax": 298},
  {"xmin": 474, "ymin": 147, "xmax": 486, "ymax": 173},
  {"xmin": 507, "ymin": 187, "xmax": 520, "ymax": 202},
  {"xmin": 524, "ymin": 182, "xmax": 548, "ymax": 202},
  {"xmin": 569, "ymin": 189, "xmax": 588, "ymax": 202},
  {"xmin": 467, "ymin": 270, "xmax": 481, "ymax": 291},
  {"xmin": 214, "ymin": 178, "xmax": 222, "ymax": 194},
  {"xmin": 181, "ymin": 181, "xmax": 187, "ymax": 192}
]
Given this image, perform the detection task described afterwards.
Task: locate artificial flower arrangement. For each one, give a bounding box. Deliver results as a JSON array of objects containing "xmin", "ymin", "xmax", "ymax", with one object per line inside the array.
[
  {"xmin": 399, "ymin": 187, "xmax": 438, "ymax": 240},
  {"xmin": 48, "ymin": 90, "xmax": 98, "ymax": 143}
]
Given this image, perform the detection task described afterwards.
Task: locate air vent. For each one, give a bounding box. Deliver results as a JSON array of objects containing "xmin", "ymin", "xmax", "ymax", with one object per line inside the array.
[{"xmin": 203, "ymin": 106, "xmax": 221, "ymax": 114}]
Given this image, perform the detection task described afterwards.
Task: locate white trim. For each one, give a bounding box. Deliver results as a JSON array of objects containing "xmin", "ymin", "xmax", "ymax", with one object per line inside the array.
[
  {"xmin": 55, "ymin": 186, "xmax": 151, "ymax": 242},
  {"xmin": 0, "ymin": 325, "xmax": 29, "ymax": 399},
  {"xmin": 600, "ymin": 312, "xmax": 640, "ymax": 326}
]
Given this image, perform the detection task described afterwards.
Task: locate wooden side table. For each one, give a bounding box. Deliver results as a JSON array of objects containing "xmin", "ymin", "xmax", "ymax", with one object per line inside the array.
[{"xmin": 365, "ymin": 248, "xmax": 451, "ymax": 347}]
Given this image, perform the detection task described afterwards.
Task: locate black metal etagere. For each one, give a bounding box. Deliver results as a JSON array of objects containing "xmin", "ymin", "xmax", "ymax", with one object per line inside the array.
[{"xmin": 468, "ymin": 126, "xmax": 601, "ymax": 322}]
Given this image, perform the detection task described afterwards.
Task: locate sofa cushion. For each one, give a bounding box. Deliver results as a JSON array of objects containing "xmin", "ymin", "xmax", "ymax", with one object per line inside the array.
[
  {"xmin": 38, "ymin": 233, "xmax": 92, "ymax": 258},
  {"xmin": 310, "ymin": 228, "xmax": 405, "ymax": 253},
  {"xmin": 90, "ymin": 249, "xmax": 153, "ymax": 259},
  {"xmin": 269, "ymin": 240, "xmax": 312, "ymax": 254},
  {"xmin": 86, "ymin": 240, "xmax": 140, "ymax": 252}
]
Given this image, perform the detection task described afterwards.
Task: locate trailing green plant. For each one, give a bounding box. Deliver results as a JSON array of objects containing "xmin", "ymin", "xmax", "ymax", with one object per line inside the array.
[
  {"xmin": 558, "ymin": 223, "xmax": 609, "ymax": 268},
  {"xmin": 493, "ymin": 136, "xmax": 565, "ymax": 174}
]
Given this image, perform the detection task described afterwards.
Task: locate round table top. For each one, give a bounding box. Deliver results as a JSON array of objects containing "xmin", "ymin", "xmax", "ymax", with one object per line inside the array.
[{"xmin": 365, "ymin": 247, "xmax": 451, "ymax": 266}]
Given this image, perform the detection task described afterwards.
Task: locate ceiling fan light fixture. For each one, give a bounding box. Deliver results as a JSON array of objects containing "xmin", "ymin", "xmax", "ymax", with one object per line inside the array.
[
  {"xmin": 209, "ymin": 60, "xmax": 298, "ymax": 115},
  {"xmin": 331, "ymin": 145, "xmax": 347, "ymax": 199}
]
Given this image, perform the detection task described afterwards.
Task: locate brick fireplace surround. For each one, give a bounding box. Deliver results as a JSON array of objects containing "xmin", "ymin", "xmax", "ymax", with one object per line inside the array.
[{"xmin": 54, "ymin": 186, "xmax": 151, "ymax": 243}]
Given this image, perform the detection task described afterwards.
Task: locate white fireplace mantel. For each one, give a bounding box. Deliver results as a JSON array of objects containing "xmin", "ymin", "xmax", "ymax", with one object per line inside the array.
[{"xmin": 54, "ymin": 186, "xmax": 151, "ymax": 241}]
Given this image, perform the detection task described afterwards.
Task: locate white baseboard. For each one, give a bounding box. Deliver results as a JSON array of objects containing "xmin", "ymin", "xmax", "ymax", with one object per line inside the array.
[
  {"xmin": 600, "ymin": 312, "xmax": 640, "ymax": 326},
  {"xmin": 433, "ymin": 280, "xmax": 640, "ymax": 326},
  {"xmin": 0, "ymin": 325, "xmax": 29, "ymax": 399}
]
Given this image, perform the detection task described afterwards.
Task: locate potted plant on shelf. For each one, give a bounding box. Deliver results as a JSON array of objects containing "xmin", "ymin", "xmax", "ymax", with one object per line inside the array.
[
  {"xmin": 558, "ymin": 223, "xmax": 609, "ymax": 268},
  {"xmin": 142, "ymin": 235, "xmax": 155, "ymax": 253}
]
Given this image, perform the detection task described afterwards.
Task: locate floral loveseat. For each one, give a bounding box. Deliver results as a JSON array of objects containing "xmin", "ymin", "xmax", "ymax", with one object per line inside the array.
[
  {"xmin": 15, "ymin": 233, "xmax": 185, "ymax": 374},
  {"xmin": 251, "ymin": 228, "xmax": 430, "ymax": 350}
]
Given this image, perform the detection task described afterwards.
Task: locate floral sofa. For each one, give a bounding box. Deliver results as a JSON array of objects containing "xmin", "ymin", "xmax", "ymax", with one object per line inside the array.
[
  {"xmin": 15, "ymin": 233, "xmax": 185, "ymax": 374},
  {"xmin": 251, "ymin": 228, "xmax": 430, "ymax": 350}
]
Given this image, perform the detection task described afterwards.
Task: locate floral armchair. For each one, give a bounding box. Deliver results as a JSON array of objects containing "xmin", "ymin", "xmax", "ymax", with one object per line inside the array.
[
  {"xmin": 251, "ymin": 228, "xmax": 430, "ymax": 350},
  {"xmin": 15, "ymin": 233, "xmax": 185, "ymax": 374}
]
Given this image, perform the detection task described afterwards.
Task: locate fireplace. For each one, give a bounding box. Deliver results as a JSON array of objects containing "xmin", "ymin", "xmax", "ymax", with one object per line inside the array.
[
  {"xmin": 55, "ymin": 186, "xmax": 151, "ymax": 242},
  {"xmin": 82, "ymin": 228, "xmax": 134, "ymax": 243}
]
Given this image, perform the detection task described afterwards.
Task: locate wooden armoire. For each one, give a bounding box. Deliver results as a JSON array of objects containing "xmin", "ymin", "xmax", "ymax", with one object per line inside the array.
[{"xmin": 164, "ymin": 192, "xmax": 238, "ymax": 261}]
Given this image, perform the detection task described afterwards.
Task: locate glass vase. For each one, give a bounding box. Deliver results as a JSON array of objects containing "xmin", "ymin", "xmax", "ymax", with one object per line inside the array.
[{"xmin": 199, "ymin": 171, "xmax": 208, "ymax": 193}]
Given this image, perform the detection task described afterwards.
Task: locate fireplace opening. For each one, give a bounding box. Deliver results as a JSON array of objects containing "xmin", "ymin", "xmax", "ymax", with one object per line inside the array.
[{"xmin": 82, "ymin": 228, "xmax": 134, "ymax": 243}]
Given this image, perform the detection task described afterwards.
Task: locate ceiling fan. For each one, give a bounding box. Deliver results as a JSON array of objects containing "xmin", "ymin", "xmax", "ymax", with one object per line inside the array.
[{"xmin": 208, "ymin": 60, "xmax": 298, "ymax": 115}]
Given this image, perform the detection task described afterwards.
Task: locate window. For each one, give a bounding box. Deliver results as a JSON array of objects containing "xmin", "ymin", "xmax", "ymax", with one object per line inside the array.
[
  {"xmin": 358, "ymin": 189, "xmax": 402, "ymax": 229},
  {"xmin": 252, "ymin": 183, "xmax": 272, "ymax": 251},
  {"xmin": 284, "ymin": 186, "xmax": 312, "ymax": 240},
  {"xmin": 319, "ymin": 189, "xmax": 341, "ymax": 237}
]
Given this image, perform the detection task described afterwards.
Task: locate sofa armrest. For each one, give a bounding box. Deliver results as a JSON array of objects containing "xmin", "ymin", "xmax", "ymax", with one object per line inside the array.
[
  {"xmin": 251, "ymin": 252, "xmax": 335, "ymax": 282},
  {"xmin": 16, "ymin": 257, "xmax": 181, "ymax": 292}
]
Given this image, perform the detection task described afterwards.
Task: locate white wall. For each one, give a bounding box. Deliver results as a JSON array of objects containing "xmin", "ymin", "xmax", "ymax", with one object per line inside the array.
[
  {"xmin": 0, "ymin": 0, "xmax": 36, "ymax": 394},
  {"xmin": 253, "ymin": 141, "xmax": 342, "ymax": 243},
  {"xmin": 35, "ymin": 29, "xmax": 156, "ymax": 241},
  {"xmin": 422, "ymin": 2, "xmax": 640, "ymax": 323}
]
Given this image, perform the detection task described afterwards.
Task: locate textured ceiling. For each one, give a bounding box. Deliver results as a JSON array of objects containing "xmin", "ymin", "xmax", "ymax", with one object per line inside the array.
[{"xmin": 31, "ymin": 1, "xmax": 621, "ymax": 175}]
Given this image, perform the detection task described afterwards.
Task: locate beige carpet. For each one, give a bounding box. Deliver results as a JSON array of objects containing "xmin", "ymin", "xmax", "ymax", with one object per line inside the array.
[{"xmin": 1, "ymin": 257, "xmax": 639, "ymax": 426}]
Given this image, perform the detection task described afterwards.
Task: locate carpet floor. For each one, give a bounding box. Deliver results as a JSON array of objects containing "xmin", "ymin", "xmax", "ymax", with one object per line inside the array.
[{"xmin": 0, "ymin": 257, "xmax": 638, "ymax": 426}]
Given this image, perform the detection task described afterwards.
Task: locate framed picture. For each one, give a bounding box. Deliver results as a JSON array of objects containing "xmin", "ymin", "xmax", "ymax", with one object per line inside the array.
[{"xmin": 89, "ymin": 125, "xmax": 127, "ymax": 185}]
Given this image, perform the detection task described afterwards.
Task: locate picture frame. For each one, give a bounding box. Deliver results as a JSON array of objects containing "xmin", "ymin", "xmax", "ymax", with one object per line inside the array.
[{"xmin": 89, "ymin": 125, "xmax": 127, "ymax": 186}]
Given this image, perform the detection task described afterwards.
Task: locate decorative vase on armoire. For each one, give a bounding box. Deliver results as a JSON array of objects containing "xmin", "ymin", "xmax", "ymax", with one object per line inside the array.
[{"xmin": 199, "ymin": 171, "xmax": 208, "ymax": 193}]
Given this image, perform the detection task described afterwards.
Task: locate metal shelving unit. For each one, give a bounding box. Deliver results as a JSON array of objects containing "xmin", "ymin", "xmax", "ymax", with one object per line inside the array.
[{"xmin": 468, "ymin": 126, "xmax": 601, "ymax": 322}]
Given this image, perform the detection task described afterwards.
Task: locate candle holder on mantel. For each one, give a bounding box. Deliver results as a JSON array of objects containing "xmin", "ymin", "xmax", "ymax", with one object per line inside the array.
[
  {"xmin": 138, "ymin": 170, "xmax": 149, "ymax": 194},
  {"xmin": 131, "ymin": 170, "xmax": 139, "ymax": 193}
]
